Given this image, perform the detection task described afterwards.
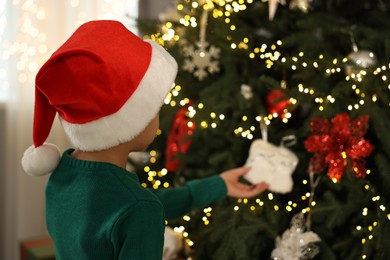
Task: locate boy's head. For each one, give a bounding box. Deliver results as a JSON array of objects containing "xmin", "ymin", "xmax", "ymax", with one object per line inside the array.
[{"xmin": 21, "ymin": 20, "xmax": 178, "ymax": 176}]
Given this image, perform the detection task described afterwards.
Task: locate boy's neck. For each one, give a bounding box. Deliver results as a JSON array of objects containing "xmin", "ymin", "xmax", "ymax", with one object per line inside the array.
[
  {"xmin": 70, "ymin": 117, "xmax": 157, "ymax": 169},
  {"xmin": 71, "ymin": 143, "xmax": 133, "ymax": 169}
]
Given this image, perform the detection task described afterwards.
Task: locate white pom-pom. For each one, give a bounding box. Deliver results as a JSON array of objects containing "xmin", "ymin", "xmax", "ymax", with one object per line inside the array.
[{"xmin": 21, "ymin": 143, "xmax": 61, "ymax": 176}]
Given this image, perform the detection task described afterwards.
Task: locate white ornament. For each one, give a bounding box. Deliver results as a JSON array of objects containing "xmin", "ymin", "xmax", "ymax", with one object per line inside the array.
[
  {"xmin": 163, "ymin": 226, "xmax": 183, "ymax": 260},
  {"xmin": 345, "ymin": 35, "xmax": 377, "ymax": 76},
  {"xmin": 345, "ymin": 49, "xmax": 377, "ymax": 76},
  {"xmin": 262, "ymin": 0, "xmax": 286, "ymax": 21},
  {"xmin": 240, "ymin": 84, "xmax": 253, "ymax": 100},
  {"xmin": 289, "ymin": 0, "xmax": 312, "ymax": 13},
  {"xmin": 271, "ymin": 213, "xmax": 321, "ymax": 260},
  {"xmin": 244, "ymin": 138, "xmax": 298, "ymax": 193},
  {"xmin": 182, "ymin": 41, "xmax": 220, "ymax": 80},
  {"xmin": 348, "ymin": 50, "xmax": 377, "ymax": 68},
  {"xmin": 181, "ymin": 8, "xmax": 221, "ymax": 80}
]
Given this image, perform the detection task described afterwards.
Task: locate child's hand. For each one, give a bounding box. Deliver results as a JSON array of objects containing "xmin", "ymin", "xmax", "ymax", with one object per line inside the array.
[{"xmin": 220, "ymin": 167, "xmax": 269, "ymax": 198}]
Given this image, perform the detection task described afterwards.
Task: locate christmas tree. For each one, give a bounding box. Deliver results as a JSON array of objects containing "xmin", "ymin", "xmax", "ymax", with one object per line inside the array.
[{"xmin": 133, "ymin": 0, "xmax": 390, "ymax": 259}]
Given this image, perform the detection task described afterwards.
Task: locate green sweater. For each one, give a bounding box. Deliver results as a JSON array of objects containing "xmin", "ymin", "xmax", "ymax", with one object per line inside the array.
[{"xmin": 46, "ymin": 149, "xmax": 227, "ymax": 260}]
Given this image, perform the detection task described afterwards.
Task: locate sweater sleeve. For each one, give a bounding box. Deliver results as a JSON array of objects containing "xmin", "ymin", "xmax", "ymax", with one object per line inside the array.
[
  {"xmin": 150, "ymin": 175, "xmax": 227, "ymax": 220},
  {"xmin": 114, "ymin": 201, "xmax": 165, "ymax": 260}
]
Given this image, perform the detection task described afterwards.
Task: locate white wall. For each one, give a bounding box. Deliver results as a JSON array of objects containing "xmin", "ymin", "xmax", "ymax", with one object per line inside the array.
[
  {"xmin": 0, "ymin": 102, "xmax": 7, "ymax": 256},
  {"xmin": 139, "ymin": 0, "xmax": 172, "ymax": 19}
]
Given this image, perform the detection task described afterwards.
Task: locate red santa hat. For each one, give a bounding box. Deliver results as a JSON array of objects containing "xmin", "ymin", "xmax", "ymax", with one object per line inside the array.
[{"xmin": 21, "ymin": 20, "xmax": 178, "ymax": 176}]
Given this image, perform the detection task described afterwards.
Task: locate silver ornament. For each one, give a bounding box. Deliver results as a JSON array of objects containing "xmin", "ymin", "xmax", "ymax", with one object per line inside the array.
[
  {"xmin": 348, "ymin": 50, "xmax": 377, "ymax": 69},
  {"xmin": 345, "ymin": 43, "xmax": 377, "ymax": 76}
]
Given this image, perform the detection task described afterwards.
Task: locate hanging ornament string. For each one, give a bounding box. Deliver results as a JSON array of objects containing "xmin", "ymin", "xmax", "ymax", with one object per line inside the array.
[
  {"xmin": 199, "ymin": 5, "xmax": 208, "ymax": 45},
  {"xmin": 260, "ymin": 117, "xmax": 268, "ymax": 142},
  {"xmin": 349, "ymin": 31, "xmax": 359, "ymax": 53},
  {"xmin": 280, "ymin": 135, "xmax": 297, "ymax": 148},
  {"xmin": 305, "ymin": 171, "xmax": 321, "ymax": 231},
  {"xmin": 259, "ymin": 117, "xmax": 297, "ymax": 147}
]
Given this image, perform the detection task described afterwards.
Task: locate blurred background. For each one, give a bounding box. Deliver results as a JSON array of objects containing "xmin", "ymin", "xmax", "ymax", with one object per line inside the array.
[
  {"xmin": 1, "ymin": 0, "xmax": 389, "ymax": 259},
  {"xmin": 0, "ymin": 1, "xmax": 169, "ymax": 259}
]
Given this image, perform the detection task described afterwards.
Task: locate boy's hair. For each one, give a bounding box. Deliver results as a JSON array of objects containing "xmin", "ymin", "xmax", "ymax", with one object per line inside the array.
[{"xmin": 22, "ymin": 20, "xmax": 178, "ymax": 176}]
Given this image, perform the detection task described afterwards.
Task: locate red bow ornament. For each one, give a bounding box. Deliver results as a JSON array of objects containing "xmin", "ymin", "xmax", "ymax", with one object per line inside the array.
[
  {"xmin": 304, "ymin": 113, "xmax": 373, "ymax": 182},
  {"xmin": 165, "ymin": 106, "xmax": 196, "ymax": 172}
]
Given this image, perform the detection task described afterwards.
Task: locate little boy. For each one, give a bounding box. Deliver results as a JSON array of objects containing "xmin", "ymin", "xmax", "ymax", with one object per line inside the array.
[{"xmin": 22, "ymin": 20, "xmax": 268, "ymax": 259}]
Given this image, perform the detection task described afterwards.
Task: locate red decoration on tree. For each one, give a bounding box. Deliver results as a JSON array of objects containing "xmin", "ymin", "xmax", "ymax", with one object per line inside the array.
[
  {"xmin": 265, "ymin": 89, "xmax": 292, "ymax": 118},
  {"xmin": 165, "ymin": 106, "xmax": 196, "ymax": 172},
  {"xmin": 304, "ymin": 113, "xmax": 373, "ymax": 182}
]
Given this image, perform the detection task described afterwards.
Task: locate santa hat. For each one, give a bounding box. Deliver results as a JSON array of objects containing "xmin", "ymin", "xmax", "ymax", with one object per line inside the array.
[{"xmin": 21, "ymin": 20, "xmax": 178, "ymax": 176}]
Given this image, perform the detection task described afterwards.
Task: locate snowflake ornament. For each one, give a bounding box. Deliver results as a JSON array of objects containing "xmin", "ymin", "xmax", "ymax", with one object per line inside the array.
[{"xmin": 182, "ymin": 41, "xmax": 220, "ymax": 81}]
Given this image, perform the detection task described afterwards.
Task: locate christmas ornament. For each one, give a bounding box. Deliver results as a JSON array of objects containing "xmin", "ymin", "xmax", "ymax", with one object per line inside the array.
[
  {"xmin": 127, "ymin": 151, "xmax": 157, "ymax": 171},
  {"xmin": 271, "ymin": 213, "xmax": 320, "ymax": 260},
  {"xmin": 289, "ymin": 0, "xmax": 312, "ymax": 13},
  {"xmin": 163, "ymin": 226, "xmax": 183, "ymax": 260},
  {"xmin": 240, "ymin": 84, "xmax": 253, "ymax": 100},
  {"xmin": 345, "ymin": 35, "xmax": 377, "ymax": 76},
  {"xmin": 244, "ymin": 122, "xmax": 298, "ymax": 194},
  {"xmin": 262, "ymin": 0, "xmax": 286, "ymax": 21},
  {"xmin": 182, "ymin": 41, "xmax": 220, "ymax": 80},
  {"xmin": 265, "ymin": 89, "xmax": 293, "ymax": 118},
  {"xmin": 165, "ymin": 106, "xmax": 196, "ymax": 172},
  {"xmin": 345, "ymin": 49, "xmax": 377, "ymax": 76},
  {"xmin": 182, "ymin": 8, "xmax": 220, "ymax": 80},
  {"xmin": 304, "ymin": 113, "xmax": 373, "ymax": 182}
]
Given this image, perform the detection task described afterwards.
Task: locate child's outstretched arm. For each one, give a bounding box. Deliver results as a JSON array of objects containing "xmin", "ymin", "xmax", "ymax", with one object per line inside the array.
[{"xmin": 151, "ymin": 167, "xmax": 268, "ymax": 220}]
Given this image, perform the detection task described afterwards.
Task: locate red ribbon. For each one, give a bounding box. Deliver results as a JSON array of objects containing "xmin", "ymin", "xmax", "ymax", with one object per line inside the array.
[{"xmin": 165, "ymin": 106, "xmax": 196, "ymax": 172}]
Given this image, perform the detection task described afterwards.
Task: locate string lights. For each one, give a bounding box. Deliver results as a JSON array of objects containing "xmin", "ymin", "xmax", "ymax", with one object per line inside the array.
[
  {"xmin": 146, "ymin": 2, "xmax": 390, "ymax": 178},
  {"xmin": 152, "ymin": 0, "xmax": 389, "ymax": 130},
  {"xmin": 142, "ymin": 1, "xmax": 390, "ymax": 257}
]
